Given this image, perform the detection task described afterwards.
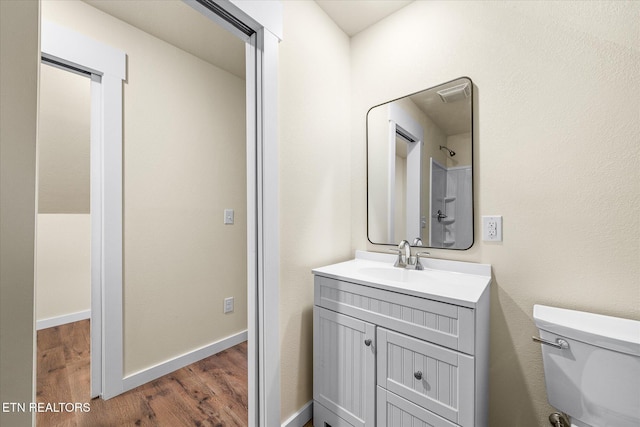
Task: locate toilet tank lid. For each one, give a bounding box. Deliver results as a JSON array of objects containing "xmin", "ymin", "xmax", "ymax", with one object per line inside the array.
[{"xmin": 534, "ymin": 305, "xmax": 640, "ymax": 356}]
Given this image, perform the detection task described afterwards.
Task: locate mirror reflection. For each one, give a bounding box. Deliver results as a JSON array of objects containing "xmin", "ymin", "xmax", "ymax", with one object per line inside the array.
[{"xmin": 367, "ymin": 77, "xmax": 473, "ymax": 249}]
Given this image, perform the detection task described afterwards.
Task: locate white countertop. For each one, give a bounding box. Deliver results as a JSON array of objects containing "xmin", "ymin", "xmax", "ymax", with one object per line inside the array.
[{"xmin": 312, "ymin": 251, "xmax": 491, "ymax": 308}]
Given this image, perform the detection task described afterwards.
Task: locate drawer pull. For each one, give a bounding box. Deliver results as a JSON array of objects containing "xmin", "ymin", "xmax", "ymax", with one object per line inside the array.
[
  {"xmin": 414, "ymin": 371, "xmax": 423, "ymax": 380},
  {"xmin": 364, "ymin": 339, "xmax": 372, "ymax": 347}
]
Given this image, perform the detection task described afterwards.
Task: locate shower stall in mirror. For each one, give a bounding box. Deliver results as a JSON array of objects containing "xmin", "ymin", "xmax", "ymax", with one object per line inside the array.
[{"xmin": 367, "ymin": 77, "xmax": 474, "ymax": 249}]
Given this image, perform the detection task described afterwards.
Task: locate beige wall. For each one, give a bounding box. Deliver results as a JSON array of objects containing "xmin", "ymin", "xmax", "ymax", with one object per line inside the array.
[
  {"xmin": 38, "ymin": 63, "xmax": 91, "ymax": 214},
  {"xmin": 446, "ymin": 132, "xmax": 471, "ymax": 168},
  {"xmin": 36, "ymin": 214, "xmax": 91, "ymax": 321},
  {"xmin": 366, "ymin": 104, "xmax": 389, "ymax": 242},
  {"xmin": 36, "ymin": 63, "xmax": 92, "ymax": 323},
  {"xmin": 351, "ymin": 1, "xmax": 639, "ymax": 426},
  {"xmin": 0, "ymin": 1, "xmax": 39, "ymax": 426},
  {"xmin": 278, "ymin": 0, "xmax": 352, "ymax": 420},
  {"xmin": 43, "ymin": 1, "xmax": 247, "ymax": 376}
]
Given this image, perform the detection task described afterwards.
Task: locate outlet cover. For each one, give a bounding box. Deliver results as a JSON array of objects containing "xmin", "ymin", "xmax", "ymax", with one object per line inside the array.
[
  {"xmin": 224, "ymin": 297, "xmax": 234, "ymax": 313},
  {"xmin": 482, "ymin": 215, "xmax": 503, "ymax": 242}
]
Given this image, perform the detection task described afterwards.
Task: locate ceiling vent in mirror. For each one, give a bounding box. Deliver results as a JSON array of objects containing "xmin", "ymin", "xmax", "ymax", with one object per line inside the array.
[{"xmin": 437, "ymin": 82, "xmax": 471, "ymax": 103}]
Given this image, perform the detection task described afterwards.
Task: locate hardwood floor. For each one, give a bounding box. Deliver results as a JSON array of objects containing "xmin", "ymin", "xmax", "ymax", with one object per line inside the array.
[{"xmin": 37, "ymin": 320, "xmax": 248, "ymax": 426}]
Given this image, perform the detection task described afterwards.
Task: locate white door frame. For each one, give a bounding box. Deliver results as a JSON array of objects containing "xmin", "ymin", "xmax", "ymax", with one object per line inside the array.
[
  {"xmin": 387, "ymin": 103, "xmax": 423, "ymax": 243},
  {"xmin": 42, "ymin": 0, "xmax": 282, "ymax": 424},
  {"xmin": 184, "ymin": 2, "xmax": 282, "ymax": 425},
  {"xmin": 41, "ymin": 20, "xmax": 126, "ymax": 399}
]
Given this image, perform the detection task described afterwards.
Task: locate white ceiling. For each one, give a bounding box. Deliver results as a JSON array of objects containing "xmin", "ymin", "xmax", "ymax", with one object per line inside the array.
[
  {"xmin": 83, "ymin": 0, "xmax": 414, "ymax": 80},
  {"xmin": 315, "ymin": 0, "xmax": 414, "ymax": 37}
]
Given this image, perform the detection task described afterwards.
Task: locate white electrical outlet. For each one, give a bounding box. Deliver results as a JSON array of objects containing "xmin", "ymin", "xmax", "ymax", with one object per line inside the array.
[
  {"xmin": 482, "ymin": 215, "xmax": 502, "ymax": 241},
  {"xmin": 224, "ymin": 297, "xmax": 234, "ymax": 314}
]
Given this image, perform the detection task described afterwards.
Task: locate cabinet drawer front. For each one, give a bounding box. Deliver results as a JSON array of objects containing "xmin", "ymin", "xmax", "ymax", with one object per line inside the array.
[
  {"xmin": 377, "ymin": 387, "xmax": 458, "ymax": 427},
  {"xmin": 315, "ymin": 275, "xmax": 475, "ymax": 354},
  {"xmin": 377, "ymin": 328, "xmax": 475, "ymax": 426},
  {"xmin": 313, "ymin": 307, "xmax": 376, "ymax": 427},
  {"xmin": 314, "ymin": 402, "xmax": 356, "ymax": 427}
]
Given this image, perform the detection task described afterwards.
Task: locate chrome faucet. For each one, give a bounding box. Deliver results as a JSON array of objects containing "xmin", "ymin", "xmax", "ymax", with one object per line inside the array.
[
  {"xmin": 390, "ymin": 240, "xmax": 411, "ymax": 268},
  {"xmin": 390, "ymin": 239, "xmax": 431, "ymax": 270}
]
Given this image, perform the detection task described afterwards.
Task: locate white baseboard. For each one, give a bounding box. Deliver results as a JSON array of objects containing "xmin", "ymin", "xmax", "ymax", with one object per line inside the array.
[
  {"xmin": 122, "ymin": 330, "xmax": 248, "ymax": 393},
  {"xmin": 36, "ymin": 309, "xmax": 91, "ymax": 330},
  {"xmin": 282, "ymin": 400, "xmax": 313, "ymax": 427}
]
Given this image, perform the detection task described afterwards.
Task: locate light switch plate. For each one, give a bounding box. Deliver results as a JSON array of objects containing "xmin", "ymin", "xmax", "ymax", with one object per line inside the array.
[
  {"xmin": 482, "ymin": 215, "xmax": 502, "ymax": 241},
  {"xmin": 224, "ymin": 209, "xmax": 234, "ymax": 225}
]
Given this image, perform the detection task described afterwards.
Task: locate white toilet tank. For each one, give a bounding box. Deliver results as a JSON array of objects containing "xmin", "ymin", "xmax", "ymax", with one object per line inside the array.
[{"xmin": 533, "ymin": 305, "xmax": 640, "ymax": 427}]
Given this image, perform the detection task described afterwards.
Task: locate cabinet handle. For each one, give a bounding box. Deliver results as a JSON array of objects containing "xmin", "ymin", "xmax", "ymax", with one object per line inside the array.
[
  {"xmin": 364, "ymin": 339, "xmax": 372, "ymax": 347},
  {"xmin": 414, "ymin": 371, "xmax": 423, "ymax": 380}
]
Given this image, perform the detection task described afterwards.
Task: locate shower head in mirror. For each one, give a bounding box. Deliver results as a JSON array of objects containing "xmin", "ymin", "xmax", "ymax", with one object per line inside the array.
[{"xmin": 439, "ymin": 145, "xmax": 455, "ymax": 157}]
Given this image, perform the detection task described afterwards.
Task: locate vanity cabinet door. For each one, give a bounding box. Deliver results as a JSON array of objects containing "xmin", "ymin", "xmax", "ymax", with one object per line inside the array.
[{"xmin": 314, "ymin": 307, "xmax": 376, "ymax": 427}]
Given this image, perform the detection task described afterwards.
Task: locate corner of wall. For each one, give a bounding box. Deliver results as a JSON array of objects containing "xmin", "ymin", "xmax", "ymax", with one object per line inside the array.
[{"xmin": 0, "ymin": 1, "xmax": 40, "ymax": 426}]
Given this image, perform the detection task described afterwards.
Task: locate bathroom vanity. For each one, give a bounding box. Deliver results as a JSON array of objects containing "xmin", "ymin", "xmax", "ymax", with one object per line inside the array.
[{"xmin": 312, "ymin": 251, "xmax": 491, "ymax": 427}]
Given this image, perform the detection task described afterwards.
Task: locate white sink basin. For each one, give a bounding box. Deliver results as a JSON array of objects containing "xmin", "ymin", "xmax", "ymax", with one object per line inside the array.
[{"xmin": 312, "ymin": 251, "xmax": 492, "ymax": 307}]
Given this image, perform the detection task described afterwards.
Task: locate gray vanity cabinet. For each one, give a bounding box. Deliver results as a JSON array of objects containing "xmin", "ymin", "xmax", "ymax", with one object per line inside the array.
[{"xmin": 313, "ymin": 273, "xmax": 487, "ymax": 427}]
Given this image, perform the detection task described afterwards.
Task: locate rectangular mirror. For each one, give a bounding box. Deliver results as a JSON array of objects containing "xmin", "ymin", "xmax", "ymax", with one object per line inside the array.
[{"xmin": 367, "ymin": 77, "xmax": 474, "ymax": 249}]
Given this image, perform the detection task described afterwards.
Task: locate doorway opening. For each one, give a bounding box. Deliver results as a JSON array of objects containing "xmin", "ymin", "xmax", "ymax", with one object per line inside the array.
[
  {"xmin": 33, "ymin": 0, "xmax": 283, "ymax": 424},
  {"xmin": 35, "ymin": 61, "xmax": 92, "ymax": 333},
  {"xmin": 35, "ymin": 59, "xmax": 93, "ymax": 425}
]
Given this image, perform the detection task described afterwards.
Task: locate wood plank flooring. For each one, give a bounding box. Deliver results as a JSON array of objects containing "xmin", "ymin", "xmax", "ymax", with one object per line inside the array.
[{"xmin": 37, "ymin": 320, "xmax": 249, "ymax": 426}]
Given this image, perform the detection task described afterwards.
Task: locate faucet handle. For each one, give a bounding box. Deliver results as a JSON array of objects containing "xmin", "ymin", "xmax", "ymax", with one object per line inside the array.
[
  {"xmin": 414, "ymin": 252, "xmax": 430, "ymax": 270},
  {"xmin": 388, "ymin": 248, "xmax": 407, "ymax": 268}
]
